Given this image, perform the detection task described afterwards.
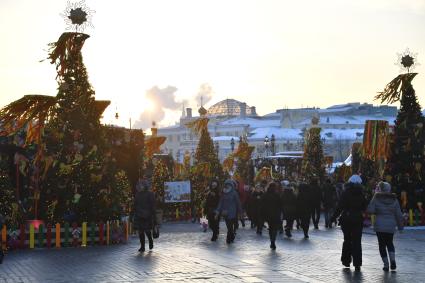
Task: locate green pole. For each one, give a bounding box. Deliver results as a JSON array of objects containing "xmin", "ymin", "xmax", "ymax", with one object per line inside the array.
[
  {"xmin": 38, "ymin": 224, "xmax": 44, "ymax": 248},
  {"xmin": 90, "ymin": 222, "xmax": 95, "ymax": 246},
  {"xmin": 64, "ymin": 222, "xmax": 70, "ymax": 247}
]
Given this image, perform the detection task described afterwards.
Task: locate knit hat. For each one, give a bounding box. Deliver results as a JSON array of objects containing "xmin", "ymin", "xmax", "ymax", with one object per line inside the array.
[
  {"xmin": 348, "ymin": 174, "xmax": 362, "ymax": 184},
  {"xmin": 377, "ymin": 181, "xmax": 391, "ymax": 193}
]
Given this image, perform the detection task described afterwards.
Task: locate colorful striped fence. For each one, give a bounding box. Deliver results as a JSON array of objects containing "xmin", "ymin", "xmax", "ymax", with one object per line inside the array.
[{"xmin": 0, "ymin": 220, "xmax": 131, "ymax": 250}]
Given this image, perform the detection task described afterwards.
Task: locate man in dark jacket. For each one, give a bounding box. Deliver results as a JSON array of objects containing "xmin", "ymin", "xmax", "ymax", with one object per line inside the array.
[
  {"xmin": 297, "ymin": 183, "xmax": 314, "ymax": 238},
  {"xmin": 322, "ymin": 178, "xmax": 337, "ymax": 228},
  {"xmin": 281, "ymin": 180, "xmax": 297, "ymax": 238},
  {"xmin": 134, "ymin": 178, "xmax": 156, "ymax": 252},
  {"xmin": 261, "ymin": 182, "xmax": 282, "ymax": 250},
  {"xmin": 216, "ymin": 179, "xmax": 242, "ymax": 244},
  {"xmin": 203, "ymin": 180, "xmax": 220, "ymax": 241},
  {"xmin": 331, "ymin": 175, "xmax": 367, "ymax": 272}
]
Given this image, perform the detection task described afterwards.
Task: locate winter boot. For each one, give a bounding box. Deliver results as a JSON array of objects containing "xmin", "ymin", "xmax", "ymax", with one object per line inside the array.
[
  {"xmin": 382, "ymin": 256, "xmax": 389, "ymax": 272},
  {"xmin": 211, "ymin": 232, "xmax": 218, "ymax": 241},
  {"xmin": 0, "ymin": 249, "xmax": 4, "ymax": 264},
  {"xmin": 389, "ymin": 252, "xmax": 396, "ymax": 270},
  {"xmin": 270, "ymin": 242, "xmax": 276, "ymax": 250},
  {"xmin": 138, "ymin": 233, "xmax": 145, "ymax": 252}
]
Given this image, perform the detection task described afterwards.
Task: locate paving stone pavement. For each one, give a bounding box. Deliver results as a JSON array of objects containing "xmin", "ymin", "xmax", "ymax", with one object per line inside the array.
[{"xmin": 1, "ymin": 220, "xmax": 425, "ymax": 283}]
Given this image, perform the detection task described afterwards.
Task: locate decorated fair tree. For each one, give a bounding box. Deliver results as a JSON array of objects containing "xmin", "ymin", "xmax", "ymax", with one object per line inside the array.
[
  {"xmin": 151, "ymin": 159, "xmax": 171, "ymax": 208},
  {"xmin": 0, "ymin": 159, "xmax": 20, "ymax": 227},
  {"xmin": 376, "ymin": 64, "xmax": 425, "ymax": 210},
  {"xmin": 301, "ymin": 117, "xmax": 326, "ymax": 184},
  {"xmin": 0, "ymin": 2, "xmax": 134, "ymax": 223},
  {"xmin": 187, "ymin": 107, "xmax": 223, "ymax": 216}
]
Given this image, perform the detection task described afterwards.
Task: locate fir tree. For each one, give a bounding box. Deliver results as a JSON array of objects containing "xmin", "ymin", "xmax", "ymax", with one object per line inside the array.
[{"xmin": 384, "ymin": 80, "xmax": 425, "ymax": 205}]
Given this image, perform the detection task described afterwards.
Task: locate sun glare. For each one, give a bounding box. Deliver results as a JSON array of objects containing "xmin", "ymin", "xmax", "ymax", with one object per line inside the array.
[{"xmin": 143, "ymin": 99, "xmax": 155, "ymax": 112}]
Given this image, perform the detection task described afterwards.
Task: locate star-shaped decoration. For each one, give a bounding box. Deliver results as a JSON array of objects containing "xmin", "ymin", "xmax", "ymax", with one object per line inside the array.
[
  {"xmin": 61, "ymin": 1, "xmax": 95, "ymax": 32},
  {"xmin": 396, "ymin": 48, "xmax": 419, "ymax": 73}
]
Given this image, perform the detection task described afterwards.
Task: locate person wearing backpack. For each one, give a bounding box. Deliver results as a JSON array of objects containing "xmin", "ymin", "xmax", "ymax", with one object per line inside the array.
[{"xmin": 367, "ymin": 181, "xmax": 404, "ymax": 271}]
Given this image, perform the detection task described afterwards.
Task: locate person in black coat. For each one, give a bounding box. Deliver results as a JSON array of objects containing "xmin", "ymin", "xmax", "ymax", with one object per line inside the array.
[
  {"xmin": 331, "ymin": 175, "xmax": 367, "ymax": 272},
  {"xmin": 322, "ymin": 178, "xmax": 337, "ymax": 228},
  {"xmin": 203, "ymin": 180, "xmax": 221, "ymax": 241},
  {"xmin": 251, "ymin": 184, "xmax": 265, "ymax": 235},
  {"xmin": 310, "ymin": 179, "xmax": 322, "ymax": 230},
  {"xmin": 281, "ymin": 180, "xmax": 297, "ymax": 238},
  {"xmin": 261, "ymin": 182, "xmax": 282, "ymax": 250},
  {"xmin": 297, "ymin": 183, "xmax": 314, "ymax": 238},
  {"xmin": 134, "ymin": 178, "xmax": 156, "ymax": 252}
]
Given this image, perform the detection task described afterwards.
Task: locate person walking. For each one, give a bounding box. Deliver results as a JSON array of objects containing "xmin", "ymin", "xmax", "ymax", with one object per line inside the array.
[
  {"xmin": 261, "ymin": 182, "xmax": 282, "ymax": 250},
  {"xmin": 281, "ymin": 180, "xmax": 297, "ymax": 238},
  {"xmin": 297, "ymin": 183, "xmax": 314, "ymax": 239},
  {"xmin": 322, "ymin": 178, "xmax": 337, "ymax": 228},
  {"xmin": 310, "ymin": 179, "xmax": 322, "ymax": 230},
  {"xmin": 331, "ymin": 174, "xmax": 367, "ymax": 272},
  {"xmin": 367, "ymin": 182, "xmax": 404, "ymax": 271},
  {"xmin": 134, "ymin": 178, "xmax": 156, "ymax": 252},
  {"xmin": 204, "ymin": 180, "xmax": 221, "ymax": 241},
  {"xmin": 252, "ymin": 184, "xmax": 265, "ymax": 235},
  {"xmin": 237, "ymin": 181, "xmax": 248, "ymax": 228},
  {"xmin": 216, "ymin": 179, "xmax": 242, "ymax": 244}
]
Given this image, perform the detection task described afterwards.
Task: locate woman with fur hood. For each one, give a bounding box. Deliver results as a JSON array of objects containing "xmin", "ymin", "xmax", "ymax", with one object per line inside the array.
[{"xmin": 367, "ymin": 181, "xmax": 404, "ymax": 271}]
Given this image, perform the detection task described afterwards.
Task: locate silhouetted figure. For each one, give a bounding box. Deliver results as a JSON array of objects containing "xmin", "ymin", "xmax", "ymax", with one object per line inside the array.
[
  {"xmin": 261, "ymin": 182, "xmax": 282, "ymax": 250},
  {"xmin": 134, "ymin": 178, "xmax": 156, "ymax": 252},
  {"xmin": 297, "ymin": 183, "xmax": 314, "ymax": 238},
  {"xmin": 332, "ymin": 175, "xmax": 367, "ymax": 272},
  {"xmin": 281, "ymin": 180, "xmax": 297, "ymax": 238},
  {"xmin": 310, "ymin": 179, "xmax": 322, "ymax": 230},
  {"xmin": 204, "ymin": 180, "xmax": 221, "ymax": 241},
  {"xmin": 322, "ymin": 178, "xmax": 337, "ymax": 228}
]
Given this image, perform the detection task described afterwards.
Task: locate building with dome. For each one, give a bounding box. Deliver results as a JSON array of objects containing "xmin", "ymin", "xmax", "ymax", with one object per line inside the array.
[{"xmin": 157, "ymin": 99, "xmax": 397, "ymax": 163}]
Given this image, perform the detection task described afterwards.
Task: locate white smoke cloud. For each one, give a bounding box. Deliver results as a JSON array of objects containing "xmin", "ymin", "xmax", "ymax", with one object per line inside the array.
[
  {"xmin": 133, "ymin": 85, "xmax": 182, "ymax": 130},
  {"xmin": 195, "ymin": 83, "xmax": 214, "ymax": 106},
  {"xmin": 133, "ymin": 83, "xmax": 215, "ymax": 130}
]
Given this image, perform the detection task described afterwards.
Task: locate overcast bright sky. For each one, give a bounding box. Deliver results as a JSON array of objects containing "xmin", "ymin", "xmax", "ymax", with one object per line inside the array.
[{"xmin": 1, "ymin": 0, "xmax": 425, "ymax": 129}]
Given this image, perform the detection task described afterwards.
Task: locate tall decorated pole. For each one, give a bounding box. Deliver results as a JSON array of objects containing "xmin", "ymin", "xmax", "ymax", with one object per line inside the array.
[
  {"xmin": 376, "ymin": 49, "xmax": 425, "ymax": 212},
  {"xmin": 301, "ymin": 116, "xmax": 326, "ymax": 184}
]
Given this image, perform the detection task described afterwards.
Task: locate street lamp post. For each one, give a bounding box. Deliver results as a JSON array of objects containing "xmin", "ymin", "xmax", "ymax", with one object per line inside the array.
[
  {"xmin": 214, "ymin": 141, "xmax": 219, "ymax": 156},
  {"xmin": 230, "ymin": 137, "xmax": 235, "ymax": 152},
  {"xmin": 271, "ymin": 134, "xmax": 276, "ymax": 155},
  {"xmin": 264, "ymin": 136, "xmax": 270, "ymax": 157}
]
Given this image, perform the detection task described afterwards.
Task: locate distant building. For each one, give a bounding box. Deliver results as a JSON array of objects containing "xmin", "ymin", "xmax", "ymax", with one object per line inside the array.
[{"xmin": 157, "ymin": 99, "xmax": 397, "ymax": 162}]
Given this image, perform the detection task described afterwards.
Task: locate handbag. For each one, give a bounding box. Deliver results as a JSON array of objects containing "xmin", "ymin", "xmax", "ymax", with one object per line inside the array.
[{"xmin": 152, "ymin": 225, "xmax": 160, "ymax": 239}]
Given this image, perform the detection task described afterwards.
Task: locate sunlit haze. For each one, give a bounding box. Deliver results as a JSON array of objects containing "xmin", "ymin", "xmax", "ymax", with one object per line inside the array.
[{"xmin": 1, "ymin": 0, "xmax": 425, "ymax": 130}]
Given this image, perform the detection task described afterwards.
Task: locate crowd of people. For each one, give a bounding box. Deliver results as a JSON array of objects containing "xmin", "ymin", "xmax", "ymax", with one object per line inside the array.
[
  {"xmin": 0, "ymin": 173, "xmax": 403, "ymax": 273},
  {"xmin": 201, "ymin": 174, "xmax": 404, "ymax": 272}
]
